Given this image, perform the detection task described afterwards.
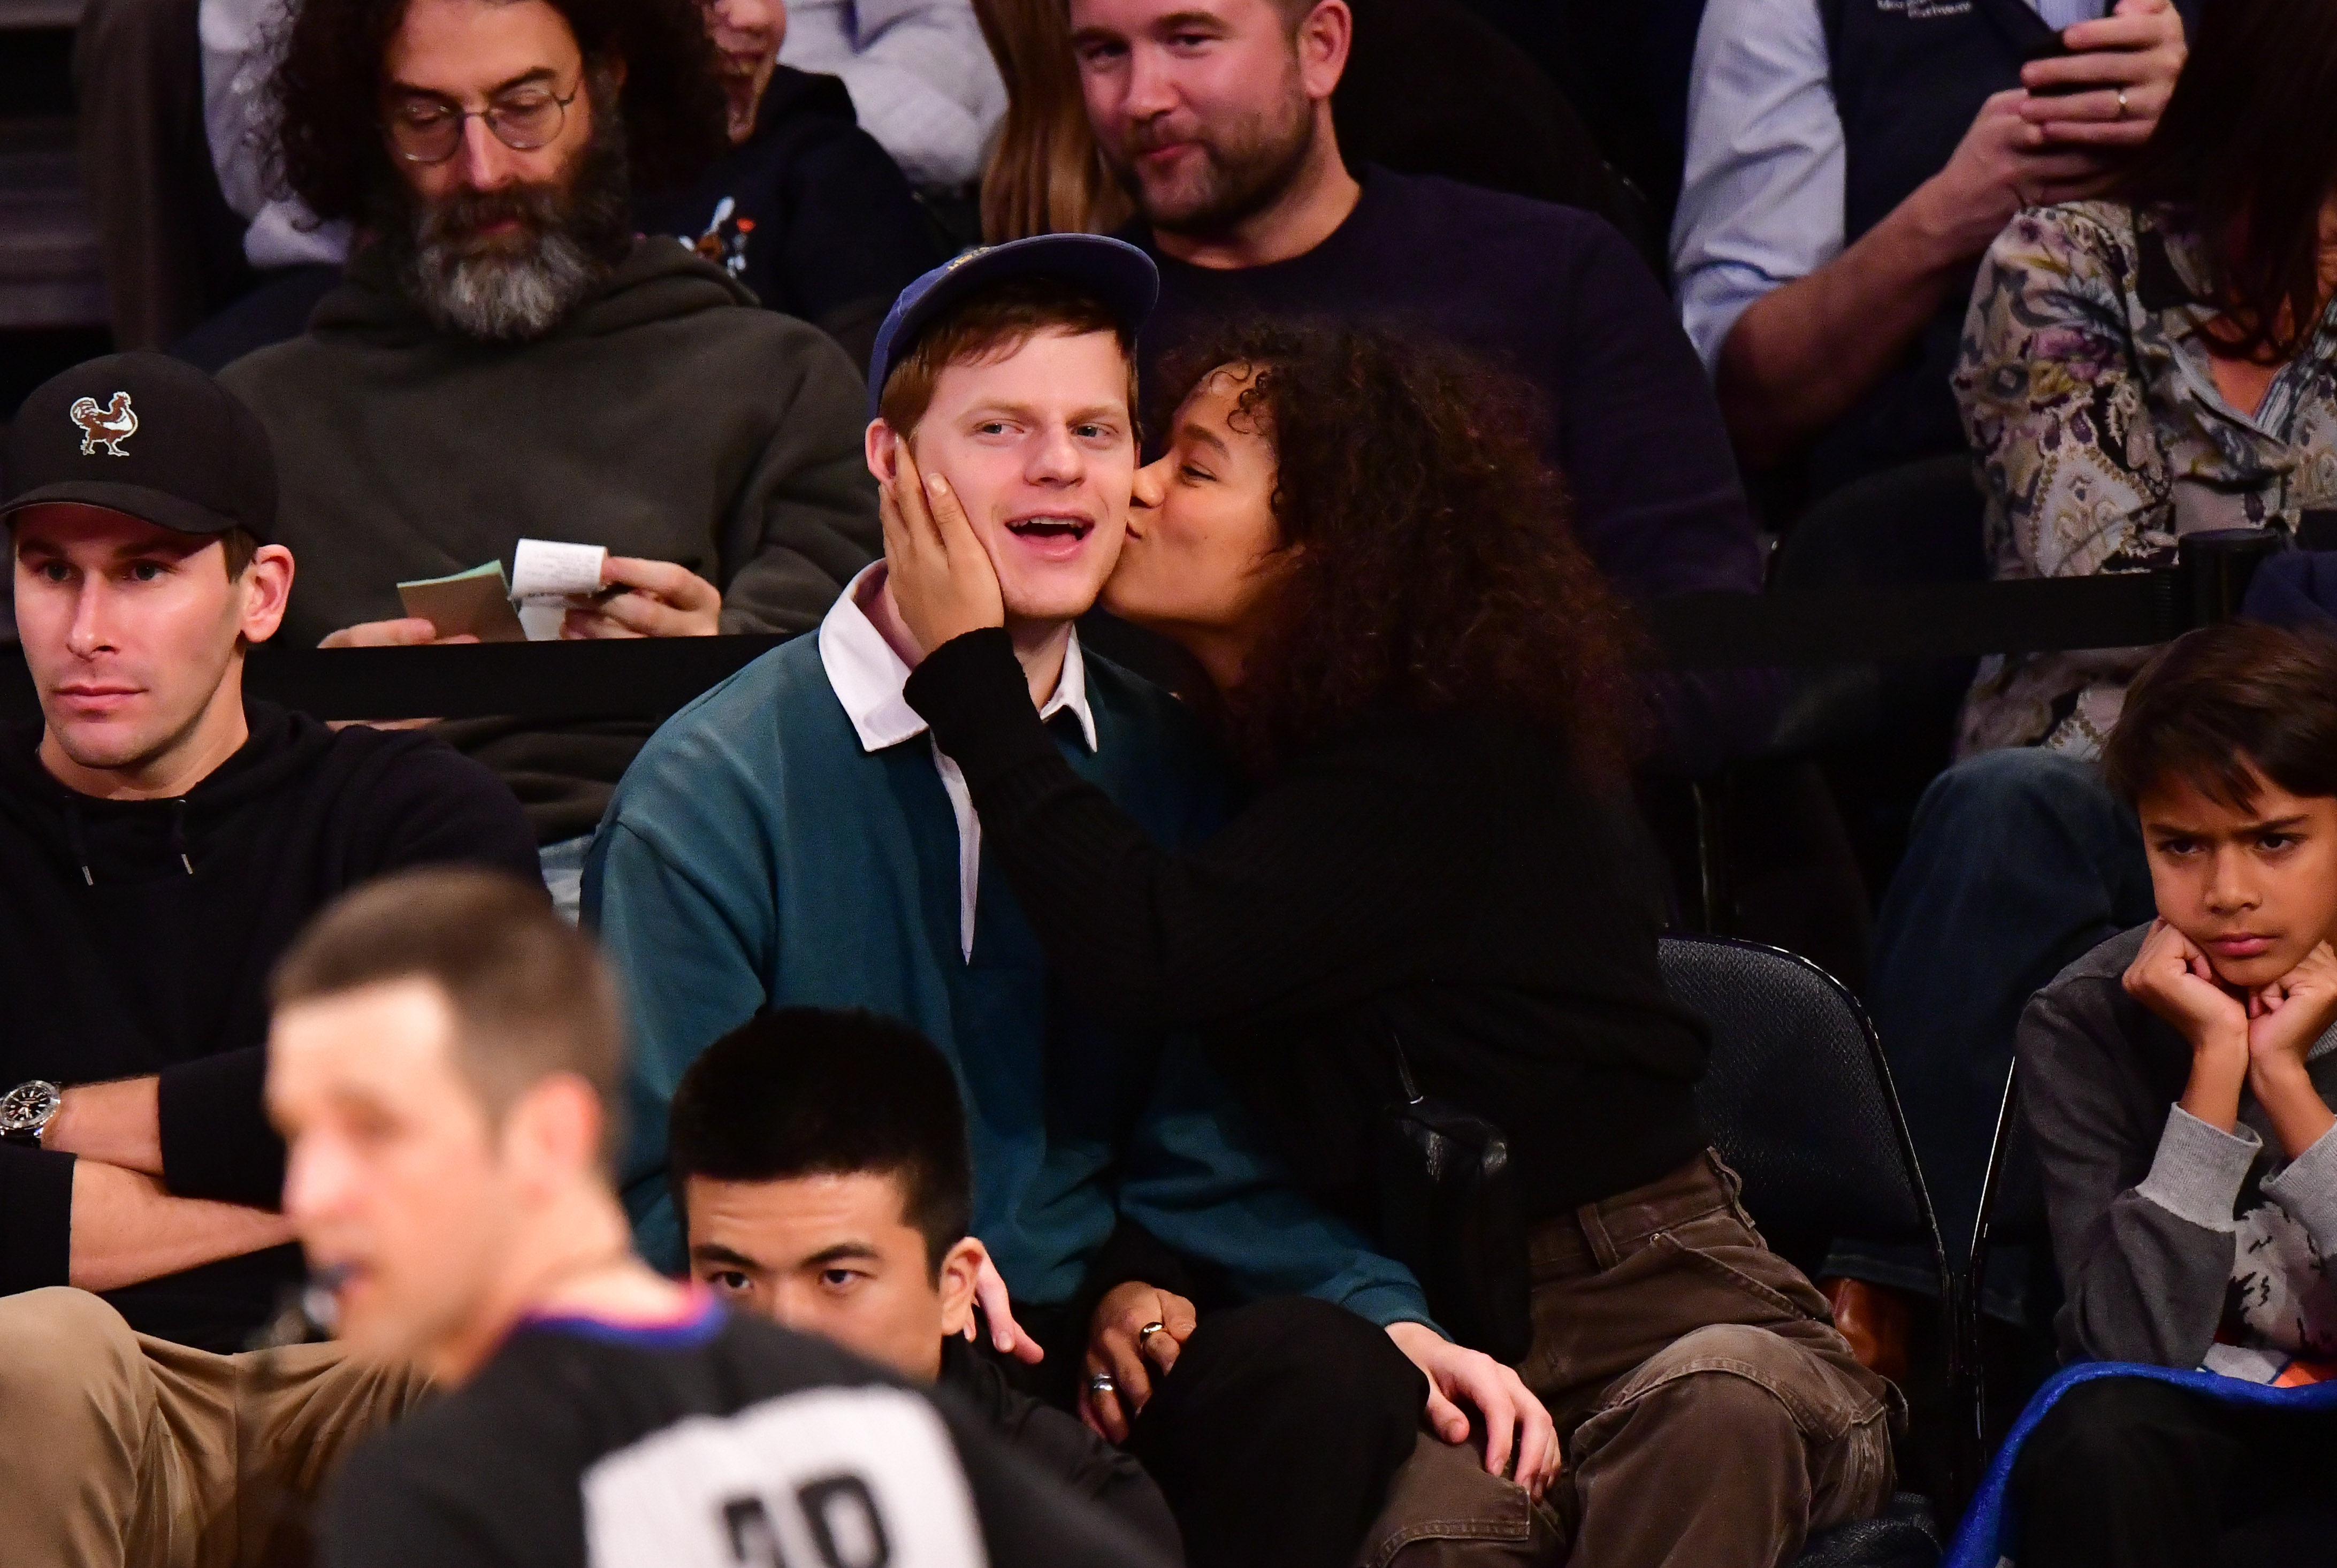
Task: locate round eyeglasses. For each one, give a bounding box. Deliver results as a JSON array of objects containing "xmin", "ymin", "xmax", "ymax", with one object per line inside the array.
[{"xmin": 385, "ymin": 81, "xmax": 581, "ymax": 165}]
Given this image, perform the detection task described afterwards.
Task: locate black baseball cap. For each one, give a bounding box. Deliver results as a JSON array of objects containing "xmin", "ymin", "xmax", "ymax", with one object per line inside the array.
[
  {"xmin": 2, "ymin": 351, "xmax": 277, "ymax": 542},
  {"xmin": 866, "ymin": 234, "xmax": 1159, "ymax": 422}
]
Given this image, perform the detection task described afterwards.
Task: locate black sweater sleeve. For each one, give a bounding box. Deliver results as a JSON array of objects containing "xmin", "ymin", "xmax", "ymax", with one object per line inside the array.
[
  {"xmin": 0, "ymin": 1143, "xmax": 75, "ymax": 1295},
  {"xmin": 156, "ymin": 1048, "xmax": 276, "ymax": 1206},
  {"xmin": 940, "ymin": 1342, "xmax": 1182, "ymax": 1560},
  {"xmin": 904, "ymin": 630, "xmax": 1441, "ymax": 1031},
  {"xmin": 156, "ymin": 737, "xmax": 540, "ymax": 1207}
]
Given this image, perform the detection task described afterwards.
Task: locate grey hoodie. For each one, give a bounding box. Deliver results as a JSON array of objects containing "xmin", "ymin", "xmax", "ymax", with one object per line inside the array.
[
  {"xmin": 2020, "ymin": 924, "xmax": 2337, "ymax": 1371},
  {"xmin": 220, "ymin": 236, "xmax": 878, "ymax": 838}
]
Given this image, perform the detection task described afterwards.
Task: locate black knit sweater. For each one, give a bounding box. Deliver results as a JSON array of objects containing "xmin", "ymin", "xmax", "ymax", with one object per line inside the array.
[{"xmin": 905, "ymin": 629, "xmax": 1711, "ymax": 1223}]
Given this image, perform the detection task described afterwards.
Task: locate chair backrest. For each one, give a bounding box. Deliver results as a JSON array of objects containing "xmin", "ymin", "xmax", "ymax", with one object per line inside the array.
[
  {"xmin": 1771, "ymin": 455, "xmax": 1987, "ymax": 591},
  {"xmin": 1659, "ymin": 934, "xmax": 1947, "ymax": 1291},
  {"xmin": 1761, "ymin": 455, "xmax": 1989, "ymax": 761}
]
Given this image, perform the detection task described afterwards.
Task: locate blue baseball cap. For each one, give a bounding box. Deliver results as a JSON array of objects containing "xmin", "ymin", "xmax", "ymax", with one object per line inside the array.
[{"xmin": 865, "ymin": 234, "xmax": 1159, "ymax": 422}]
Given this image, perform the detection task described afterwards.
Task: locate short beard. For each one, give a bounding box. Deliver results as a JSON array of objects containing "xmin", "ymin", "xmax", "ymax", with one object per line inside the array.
[
  {"xmin": 379, "ymin": 80, "xmax": 635, "ymax": 343},
  {"xmin": 1109, "ymin": 84, "xmax": 1320, "ymax": 239}
]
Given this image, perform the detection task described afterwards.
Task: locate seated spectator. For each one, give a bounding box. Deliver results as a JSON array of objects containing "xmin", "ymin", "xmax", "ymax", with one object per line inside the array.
[
  {"xmin": 2007, "ymin": 624, "xmax": 2337, "ymax": 1564},
  {"xmin": 974, "ymin": 0, "xmax": 1639, "ymax": 250},
  {"xmin": 590, "ymin": 235, "xmax": 1553, "ymax": 1568},
  {"xmin": 80, "ymin": 0, "xmax": 994, "ymax": 360},
  {"xmin": 668, "ymin": 1006, "xmax": 1183, "ymax": 1557},
  {"xmin": 882, "ymin": 319, "xmax": 1899, "ymax": 1566},
  {"xmin": 265, "ymin": 869, "xmax": 1171, "ymax": 1568},
  {"xmin": 218, "ymin": 0, "xmax": 877, "ymax": 906},
  {"xmin": 632, "ymin": 0, "xmax": 953, "ymax": 368},
  {"xmin": 0, "ymin": 354, "xmax": 538, "ymax": 1561},
  {"xmin": 1862, "ymin": 0, "xmax": 2337, "ymax": 1312},
  {"xmin": 72, "ymin": 0, "xmax": 313, "ymax": 355},
  {"xmin": 175, "ymin": 0, "xmax": 357, "ymax": 371},
  {"xmin": 974, "ymin": 0, "xmax": 1136, "ymax": 240},
  {"xmin": 1672, "ymin": 0, "xmax": 2191, "ymax": 492},
  {"xmin": 780, "ymin": 0, "xmax": 1008, "ymax": 198},
  {"xmin": 1066, "ymin": 0, "xmax": 1773, "ymax": 774}
]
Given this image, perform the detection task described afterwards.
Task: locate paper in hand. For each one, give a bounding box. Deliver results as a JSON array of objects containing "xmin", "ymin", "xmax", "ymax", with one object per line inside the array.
[
  {"xmin": 396, "ymin": 561, "xmax": 526, "ymax": 643},
  {"xmin": 511, "ymin": 539, "xmax": 610, "ymax": 602}
]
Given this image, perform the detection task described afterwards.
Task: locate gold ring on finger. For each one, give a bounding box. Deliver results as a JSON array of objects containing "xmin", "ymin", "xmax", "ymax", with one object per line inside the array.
[
  {"xmin": 1137, "ymin": 1321, "xmax": 1168, "ymax": 1349},
  {"xmin": 2115, "ymin": 86, "xmax": 2129, "ymax": 118}
]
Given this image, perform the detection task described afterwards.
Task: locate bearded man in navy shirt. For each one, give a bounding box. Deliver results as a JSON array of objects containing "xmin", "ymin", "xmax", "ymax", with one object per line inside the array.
[{"xmin": 1067, "ymin": 0, "xmax": 1775, "ymax": 774}]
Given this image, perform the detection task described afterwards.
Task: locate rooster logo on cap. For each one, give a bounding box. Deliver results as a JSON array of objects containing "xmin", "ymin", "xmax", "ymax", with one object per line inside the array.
[{"xmin": 68, "ymin": 392, "xmax": 138, "ymax": 457}]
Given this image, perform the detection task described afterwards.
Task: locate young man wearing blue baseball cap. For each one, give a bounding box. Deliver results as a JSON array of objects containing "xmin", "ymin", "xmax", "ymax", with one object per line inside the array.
[
  {"xmin": 587, "ymin": 236, "xmax": 1502, "ymax": 1566},
  {"xmin": 0, "ymin": 351, "xmax": 540, "ymax": 1562}
]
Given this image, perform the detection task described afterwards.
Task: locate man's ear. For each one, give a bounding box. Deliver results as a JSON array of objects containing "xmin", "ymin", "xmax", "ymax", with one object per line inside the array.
[
  {"xmin": 866, "ymin": 419, "xmax": 900, "ymax": 487},
  {"xmin": 237, "ymin": 544, "xmax": 295, "ymax": 646},
  {"xmin": 1296, "ymin": 0, "xmax": 1352, "ymax": 103},
  {"xmin": 502, "ymin": 1073, "xmax": 607, "ymax": 1200},
  {"xmin": 935, "ymin": 1236, "xmax": 986, "ymax": 1341}
]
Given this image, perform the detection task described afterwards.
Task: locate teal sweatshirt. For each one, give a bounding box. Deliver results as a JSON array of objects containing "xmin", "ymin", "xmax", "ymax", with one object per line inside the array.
[{"xmin": 582, "ymin": 636, "xmax": 1429, "ymax": 1326}]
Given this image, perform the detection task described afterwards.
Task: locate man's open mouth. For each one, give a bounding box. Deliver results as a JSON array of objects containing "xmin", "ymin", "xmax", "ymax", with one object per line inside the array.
[{"xmin": 1007, "ymin": 515, "xmax": 1094, "ymax": 542}]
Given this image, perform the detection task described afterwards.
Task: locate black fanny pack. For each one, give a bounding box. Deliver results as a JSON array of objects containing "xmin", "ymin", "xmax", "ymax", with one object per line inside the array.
[{"xmin": 1371, "ymin": 1034, "xmax": 1533, "ymax": 1363}]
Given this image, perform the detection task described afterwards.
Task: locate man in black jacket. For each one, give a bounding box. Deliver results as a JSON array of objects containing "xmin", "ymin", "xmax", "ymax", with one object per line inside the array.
[
  {"xmin": 667, "ymin": 1006, "xmax": 1185, "ymax": 1560},
  {"xmin": 0, "ymin": 352, "xmax": 540, "ymax": 1566}
]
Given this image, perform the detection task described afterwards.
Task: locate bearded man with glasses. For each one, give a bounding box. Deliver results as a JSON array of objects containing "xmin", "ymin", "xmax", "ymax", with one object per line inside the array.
[{"xmin": 218, "ymin": 0, "xmax": 880, "ymax": 911}]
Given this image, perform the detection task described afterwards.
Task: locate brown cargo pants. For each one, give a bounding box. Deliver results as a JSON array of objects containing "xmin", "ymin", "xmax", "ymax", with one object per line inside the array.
[
  {"xmin": 0, "ymin": 1287, "xmax": 430, "ymax": 1568},
  {"xmin": 1523, "ymin": 1151, "xmax": 1901, "ymax": 1568},
  {"xmin": 1351, "ymin": 1151, "xmax": 1897, "ymax": 1568}
]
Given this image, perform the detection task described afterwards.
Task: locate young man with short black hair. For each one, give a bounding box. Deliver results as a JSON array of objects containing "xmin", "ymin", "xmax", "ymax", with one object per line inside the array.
[
  {"xmin": 269, "ymin": 869, "xmax": 1168, "ymax": 1568},
  {"xmin": 668, "ymin": 1006, "xmax": 1182, "ymax": 1557},
  {"xmin": 0, "ymin": 351, "xmax": 540, "ymax": 1564},
  {"xmin": 2009, "ymin": 623, "xmax": 2337, "ymax": 1565}
]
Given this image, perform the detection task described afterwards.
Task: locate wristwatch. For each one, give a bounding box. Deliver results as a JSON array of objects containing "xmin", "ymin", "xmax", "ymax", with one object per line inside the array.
[{"xmin": 0, "ymin": 1081, "xmax": 63, "ymax": 1148}]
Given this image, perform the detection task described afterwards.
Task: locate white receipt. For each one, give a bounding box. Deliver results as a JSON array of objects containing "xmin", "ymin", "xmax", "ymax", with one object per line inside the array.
[{"xmin": 510, "ymin": 538, "xmax": 608, "ymax": 602}]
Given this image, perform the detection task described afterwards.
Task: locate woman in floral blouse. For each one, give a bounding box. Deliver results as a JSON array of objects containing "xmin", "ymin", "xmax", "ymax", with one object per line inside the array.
[{"xmin": 1953, "ymin": 0, "xmax": 2337, "ymax": 759}]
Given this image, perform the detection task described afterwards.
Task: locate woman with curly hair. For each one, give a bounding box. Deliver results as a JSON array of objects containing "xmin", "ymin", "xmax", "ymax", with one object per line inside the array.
[{"xmin": 883, "ymin": 322, "xmax": 1898, "ymax": 1568}]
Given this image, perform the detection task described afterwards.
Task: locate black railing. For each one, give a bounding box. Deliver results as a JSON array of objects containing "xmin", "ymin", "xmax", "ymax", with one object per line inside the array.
[{"xmin": 0, "ymin": 529, "xmax": 2293, "ymax": 723}]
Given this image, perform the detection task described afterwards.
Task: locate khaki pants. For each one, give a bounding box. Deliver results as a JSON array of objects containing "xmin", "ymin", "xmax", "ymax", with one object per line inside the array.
[
  {"xmin": 0, "ymin": 1288, "xmax": 430, "ymax": 1568},
  {"xmin": 1525, "ymin": 1152, "xmax": 1901, "ymax": 1568}
]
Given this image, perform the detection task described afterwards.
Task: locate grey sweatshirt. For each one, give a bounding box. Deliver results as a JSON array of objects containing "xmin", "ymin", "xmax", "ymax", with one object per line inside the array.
[
  {"xmin": 219, "ymin": 236, "xmax": 879, "ymax": 838},
  {"xmin": 2020, "ymin": 924, "xmax": 2337, "ymax": 1370}
]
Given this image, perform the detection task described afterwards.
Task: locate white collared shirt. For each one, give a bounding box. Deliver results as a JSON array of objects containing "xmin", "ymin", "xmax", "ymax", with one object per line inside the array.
[{"xmin": 818, "ymin": 563, "xmax": 1097, "ymax": 960}]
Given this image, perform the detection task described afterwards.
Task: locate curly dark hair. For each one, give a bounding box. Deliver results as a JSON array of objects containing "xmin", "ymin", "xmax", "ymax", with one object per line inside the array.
[
  {"xmin": 272, "ymin": 0, "xmax": 729, "ymax": 226},
  {"xmin": 1153, "ymin": 323, "xmax": 1647, "ymax": 776}
]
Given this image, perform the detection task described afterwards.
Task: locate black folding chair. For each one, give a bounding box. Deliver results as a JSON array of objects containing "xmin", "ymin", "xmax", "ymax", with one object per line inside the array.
[{"xmin": 1658, "ymin": 934, "xmax": 1956, "ymax": 1563}]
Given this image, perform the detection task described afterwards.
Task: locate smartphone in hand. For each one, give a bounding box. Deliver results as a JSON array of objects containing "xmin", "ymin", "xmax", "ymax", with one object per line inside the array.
[{"xmin": 2021, "ymin": 30, "xmax": 2090, "ymax": 97}]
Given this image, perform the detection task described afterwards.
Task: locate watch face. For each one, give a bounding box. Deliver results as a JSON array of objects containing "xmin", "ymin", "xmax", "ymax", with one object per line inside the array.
[{"xmin": 0, "ymin": 1081, "xmax": 59, "ymax": 1135}]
